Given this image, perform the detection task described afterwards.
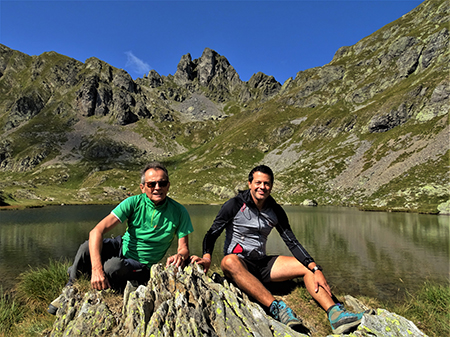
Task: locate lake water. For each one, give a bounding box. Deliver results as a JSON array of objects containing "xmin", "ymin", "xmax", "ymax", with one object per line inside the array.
[{"xmin": 0, "ymin": 204, "xmax": 448, "ymax": 303}]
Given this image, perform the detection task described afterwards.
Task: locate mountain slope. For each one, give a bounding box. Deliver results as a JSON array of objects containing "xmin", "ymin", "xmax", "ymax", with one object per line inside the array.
[{"xmin": 0, "ymin": 0, "xmax": 448, "ymax": 213}]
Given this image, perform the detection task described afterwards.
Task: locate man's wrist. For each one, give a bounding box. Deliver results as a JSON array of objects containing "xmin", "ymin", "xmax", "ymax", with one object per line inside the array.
[{"xmin": 310, "ymin": 265, "xmax": 323, "ymax": 273}]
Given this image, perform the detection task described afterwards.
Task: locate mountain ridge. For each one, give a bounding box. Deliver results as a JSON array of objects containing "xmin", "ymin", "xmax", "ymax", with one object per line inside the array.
[{"xmin": 0, "ymin": 0, "xmax": 448, "ymax": 213}]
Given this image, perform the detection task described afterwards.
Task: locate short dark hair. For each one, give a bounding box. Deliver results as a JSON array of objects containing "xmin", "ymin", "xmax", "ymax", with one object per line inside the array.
[
  {"xmin": 141, "ymin": 162, "xmax": 169, "ymax": 183},
  {"xmin": 248, "ymin": 165, "xmax": 274, "ymax": 184}
]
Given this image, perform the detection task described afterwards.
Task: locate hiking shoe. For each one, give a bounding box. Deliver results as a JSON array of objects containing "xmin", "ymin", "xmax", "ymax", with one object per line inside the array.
[
  {"xmin": 269, "ymin": 300, "xmax": 303, "ymax": 329},
  {"xmin": 47, "ymin": 280, "xmax": 73, "ymax": 315},
  {"xmin": 328, "ymin": 303, "xmax": 364, "ymax": 334},
  {"xmin": 47, "ymin": 295, "xmax": 63, "ymax": 315}
]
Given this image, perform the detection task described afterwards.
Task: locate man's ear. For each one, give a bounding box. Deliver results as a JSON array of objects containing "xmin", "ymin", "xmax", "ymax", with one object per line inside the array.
[{"xmin": 139, "ymin": 184, "xmax": 145, "ymax": 193}]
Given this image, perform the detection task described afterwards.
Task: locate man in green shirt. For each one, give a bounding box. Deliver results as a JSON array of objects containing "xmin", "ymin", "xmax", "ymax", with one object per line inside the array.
[{"xmin": 48, "ymin": 162, "xmax": 193, "ymax": 314}]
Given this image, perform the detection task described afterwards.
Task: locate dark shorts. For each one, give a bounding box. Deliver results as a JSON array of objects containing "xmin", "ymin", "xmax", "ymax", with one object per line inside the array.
[{"xmin": 240, "ymin": 255, "xmax": 279, "ymax": 283}]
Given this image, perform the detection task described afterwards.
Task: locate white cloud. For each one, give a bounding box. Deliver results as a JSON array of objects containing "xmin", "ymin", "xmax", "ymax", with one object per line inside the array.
[{"xmin": 125, "ymin": 51, "xmax": 151, "ymax": 75}]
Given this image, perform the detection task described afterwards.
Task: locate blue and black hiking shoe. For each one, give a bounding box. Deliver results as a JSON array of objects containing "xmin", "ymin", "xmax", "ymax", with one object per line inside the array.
[
  {"xmin": 269, "ymin": 300, "xmax": 304, "ymax": 329},
  {"xmin": 328, "ymin": 303, "xmax": 364, "ymax": 334}
]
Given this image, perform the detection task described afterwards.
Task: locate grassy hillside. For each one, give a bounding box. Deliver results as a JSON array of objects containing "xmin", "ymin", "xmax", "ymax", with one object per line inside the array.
[{"xmin": 0, "ymin": 0, "xmax": 448, "ymax": 213}]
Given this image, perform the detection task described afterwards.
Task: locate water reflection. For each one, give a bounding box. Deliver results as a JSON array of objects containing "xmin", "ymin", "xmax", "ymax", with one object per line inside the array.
[
  {"xmin": 0, "ymin": 204, "xmax": 448, "ymax": 303},
  {"xmin": 266, "ymin": 207, "xmax": 449, "ymax": 301}
]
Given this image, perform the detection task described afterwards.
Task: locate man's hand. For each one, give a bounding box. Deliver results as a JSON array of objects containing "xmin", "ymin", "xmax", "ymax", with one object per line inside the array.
[
  {"xmin": 313, "ymin": 270, "xmax": 332, "ymax": 297},
  {"xmin": 166, "ymin": 253, "xmax": 185, "ymax": 268},
  {"xmin": 190, "ymin": 255, "xmax": 211, "ymax": 273},
  {"xmin": 91, "ymin": 266, "xmax": 111, "ymax": 290}
]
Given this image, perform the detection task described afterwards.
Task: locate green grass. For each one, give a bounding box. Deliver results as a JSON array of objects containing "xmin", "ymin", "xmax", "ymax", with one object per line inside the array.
[
  {"xmin": 15, "ymin": 259, "xmax": 71, "ymax": 308},
  {"xmin": 391, "ymin": 282, "xmax": 450, "ymax": 337},
  {"xmin": 0, "ymin": 288, "xmax": 25, "ymax": 335},
  {"xmin": 0, "ymin": 259, "xmax": 70, "ymax": 337}
]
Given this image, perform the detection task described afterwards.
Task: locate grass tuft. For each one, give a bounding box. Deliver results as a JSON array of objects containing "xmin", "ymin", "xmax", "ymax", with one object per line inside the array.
[
  {"xmin": 0, "ymin": 288, "xmax": 25, "ymax": 335},
  {"xmin": 392, "ymin": 282, "xmax": 450, "ymax": 337},
  {"xmin": 15, "ymin": 259, "xmax": 71, "ymax": 311}
]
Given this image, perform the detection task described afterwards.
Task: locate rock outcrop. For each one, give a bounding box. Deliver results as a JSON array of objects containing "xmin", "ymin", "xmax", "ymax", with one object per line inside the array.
[{"xmin": 47, "ymin": 263, "xmax": 428, "ymax": 337}]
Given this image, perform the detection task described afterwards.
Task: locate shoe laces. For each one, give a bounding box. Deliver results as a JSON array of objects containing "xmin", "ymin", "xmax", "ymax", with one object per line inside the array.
[{"xmin": 278, "ymin": 302, "xmax": 297, "ymax": 321}]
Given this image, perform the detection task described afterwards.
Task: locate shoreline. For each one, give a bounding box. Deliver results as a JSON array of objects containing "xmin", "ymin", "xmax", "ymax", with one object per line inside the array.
[{"xmin": 1, "ymin": 201, "xmax": 445, "ymax": 215}]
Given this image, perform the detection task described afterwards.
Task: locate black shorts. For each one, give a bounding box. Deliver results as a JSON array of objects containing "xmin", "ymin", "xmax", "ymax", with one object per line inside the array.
[{"xmin": 240, "ymin": 255, "xmax": 279, "ymax": 283}]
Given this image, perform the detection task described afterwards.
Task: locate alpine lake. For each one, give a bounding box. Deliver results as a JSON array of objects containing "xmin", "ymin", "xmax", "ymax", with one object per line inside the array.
[{"xmin": 0, "ymin": 204, "xmax": 448, "ymax": 304}]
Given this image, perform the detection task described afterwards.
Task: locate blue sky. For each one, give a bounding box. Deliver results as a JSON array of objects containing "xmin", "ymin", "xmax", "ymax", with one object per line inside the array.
[{"xmin": 1, "ymin": 0, "xmax": 422, "ymax": 83}]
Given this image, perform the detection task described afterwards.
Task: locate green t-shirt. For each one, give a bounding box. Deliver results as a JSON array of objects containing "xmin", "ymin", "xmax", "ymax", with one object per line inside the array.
[{"xmin": 111, "ymin": 193, "xmax": 193, "ymax": 266}]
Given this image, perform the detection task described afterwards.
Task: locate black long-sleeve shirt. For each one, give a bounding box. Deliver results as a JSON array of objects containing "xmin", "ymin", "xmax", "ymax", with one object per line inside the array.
[{"xmin": 202, "ymin": 189, "xmax": 315, "ymax": 267}]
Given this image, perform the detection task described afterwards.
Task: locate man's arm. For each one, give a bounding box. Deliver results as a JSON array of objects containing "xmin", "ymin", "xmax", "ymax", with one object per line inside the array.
[
  {"xmin": 190, "ymin": 225, "xmax": 220, "ymax": 273},
  {"xmin": 274, "ymin": 205, "xmax": 332, "ymax": 296},
  {"xmin": 89, "ymin": 213, "xmax": 121, "ymax": 290},
  {"xmin": 274, "ymin": 204, "xmax": 315, "ymax": 267},
  {"xmin": 191, "ymin": 197, "xmax": 240, "ymax": 272},
  {"xmin": 166, "ymin": 235, "xmax": 189, "ymax": 268}
]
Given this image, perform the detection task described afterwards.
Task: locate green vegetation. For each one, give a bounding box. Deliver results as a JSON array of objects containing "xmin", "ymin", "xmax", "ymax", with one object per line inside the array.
[
  {"xmin": 0, "ymin": 288, "xmax": 24, "ymax": 336},
  {"xmin": 0, "ymin": 260, "xmax": 71, "ymax": 336},
  {"xmin": 392, "ymin": 282, "xmax": 450, "ymax": 337},
  {"xmin": 0, "ymin": 1, "xmax": 448, "ymax": 214},
  {"xmin": 0, "ymin": 260, "xmax": 447, "ymax": 336}
]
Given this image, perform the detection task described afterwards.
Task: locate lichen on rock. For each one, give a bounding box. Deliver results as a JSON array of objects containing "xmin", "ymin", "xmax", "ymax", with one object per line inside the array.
[{"xmin": 47, "ymin": 263, "xmax": 428, "ymax": 337}]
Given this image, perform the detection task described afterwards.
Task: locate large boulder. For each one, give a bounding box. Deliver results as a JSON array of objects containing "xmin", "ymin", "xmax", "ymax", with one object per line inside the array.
[{"xmin": 47, "ymin": 263, "xmax": 428, "ymax": 337}]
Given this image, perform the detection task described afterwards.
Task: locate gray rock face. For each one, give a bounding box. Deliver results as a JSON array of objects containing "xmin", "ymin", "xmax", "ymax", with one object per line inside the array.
[
  {"xmin": 437, "ymin": 200, "xmax": 450, "ymax": 215},
  {"xmin": 356, "ymin": 309, "xmax": 428, "ymax": 337},
  {"xmin": 174, "ymin": 53, "xmax": 196, "ymax": 84},
  {"xmin": 6, "ymin": 92, "xmax": 45, "ymax": 130},
  {"xmin": 368, "ymin": 102, "xmax": 413, "ymax": 133},
  {"xmin": 247, "ymin": 72, "xmax": 282, "ymax": 101},
  {"xmin": 47, "ymin": 264, "xmax": 428, "ymax": 337},
  {"xmin": 302, "ymin": 199, "xmax": 318, "ymax": 206},
  {"xmin": 48, "ymin": 264, "xmax": 306, "ymax": 337},
  {"xmin": 145, "ymin": 69, "xmax": 163, "ymax": 88},
  {"xmin": 173, "ymin": 48, "xmax": 243, "ymax": 102}
]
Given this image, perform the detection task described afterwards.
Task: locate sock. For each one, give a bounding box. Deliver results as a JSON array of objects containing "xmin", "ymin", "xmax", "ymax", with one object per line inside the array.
[
  {"xmin": 327, "ymin": 303, "xmax": 341, "ymax": 316},
  {"xmin": 269, "ymin": 300, "xmax": 278, "ymax": 313}
]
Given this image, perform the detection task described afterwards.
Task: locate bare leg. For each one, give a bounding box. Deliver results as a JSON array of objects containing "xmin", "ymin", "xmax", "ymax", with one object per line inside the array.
[
  {"xmin": 270, "ymin": 256, "xmax": 335, "ymax": 311},
  {"xmin": 220, "ymin": 254, "xmax": 275, "ymax": 307}
]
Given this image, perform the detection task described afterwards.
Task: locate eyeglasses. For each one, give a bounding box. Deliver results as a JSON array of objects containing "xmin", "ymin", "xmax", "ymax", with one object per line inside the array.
[{"xmin": 144, "ymin": 180, "xmax": 169, "ymax": 188}]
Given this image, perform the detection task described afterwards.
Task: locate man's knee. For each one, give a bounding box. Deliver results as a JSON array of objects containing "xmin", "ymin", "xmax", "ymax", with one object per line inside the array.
[
  {"xmin": 103, "ymin": 257, "xmax": 127, "ymax": 278},
  {"xmin": 77, "ymin": 240, "xmax": 90, "ymax": 255},
  {"xmin": 221, "ymin": 254, "xmax": 245, "ymax": 276}
]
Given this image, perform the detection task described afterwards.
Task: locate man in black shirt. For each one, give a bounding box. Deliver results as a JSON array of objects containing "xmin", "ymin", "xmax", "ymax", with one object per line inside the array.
[{"xmin": 191, "ymin": 165, "xmax": 365, "ymax": 334}]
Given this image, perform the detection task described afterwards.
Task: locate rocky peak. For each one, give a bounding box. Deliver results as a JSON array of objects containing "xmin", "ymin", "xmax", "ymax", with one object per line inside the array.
[
  {"xmin": 197, "ymin": 47, "xmax": 217, "ymax": 85},
  {"xmin": 247, "ymin": 72, "xmax": 281, "ymax": 100},
  {"xmin": 174, "ymin": 53, "xmax": 196, "ymax": 84},
  {"xmin": 144, "ymin": 69, "xmax": 163, "ymax": 88},
  {"xmin": 174, "ymin": 48, "xmax": 241, "ymax": 92}
]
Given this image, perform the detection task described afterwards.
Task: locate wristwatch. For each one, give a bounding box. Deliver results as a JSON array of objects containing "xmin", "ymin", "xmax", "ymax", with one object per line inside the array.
[{"xmin": 310, "ymin": 265, "xmax": 323, "ymax": 273}]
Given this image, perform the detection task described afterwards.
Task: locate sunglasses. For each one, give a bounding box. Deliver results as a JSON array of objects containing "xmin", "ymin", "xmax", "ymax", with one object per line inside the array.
[{"xmin": 144, "ymin": 180, "xmax": 169, "ymax": 188}]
